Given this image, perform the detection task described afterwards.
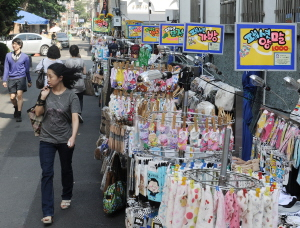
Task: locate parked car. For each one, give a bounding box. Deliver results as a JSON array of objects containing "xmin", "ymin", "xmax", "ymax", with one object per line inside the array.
[
  {"xmin": 56, "ymin": 32, "xmax": 69, "ymax": 48},
  {"xmin": 0, "ymin": 33, "xmax": 52, "ymax": 56}
]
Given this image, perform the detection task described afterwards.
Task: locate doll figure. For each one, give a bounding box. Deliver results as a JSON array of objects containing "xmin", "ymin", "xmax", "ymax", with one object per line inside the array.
[
  {"xmin": 169, "ymin": 128, "xmax": 178, "ymax": 149},
  {"xmin": 178, "ymin": 129, "xmax": 188, "ymax": 151}
]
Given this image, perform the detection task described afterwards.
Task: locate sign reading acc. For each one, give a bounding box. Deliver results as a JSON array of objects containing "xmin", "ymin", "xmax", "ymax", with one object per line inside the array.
[{"xmin": 272, "ymin": 46, "xmax": 289, "ymax": 51}]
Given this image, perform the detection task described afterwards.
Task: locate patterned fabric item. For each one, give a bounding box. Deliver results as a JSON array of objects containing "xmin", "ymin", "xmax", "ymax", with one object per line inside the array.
[
  {"xmin": 27, "ymin": 106, "xmax": 43, "ymax": 136},
  {"xmin": 103, "ymin": 181, "xmax": 126, "ymax": 214}
]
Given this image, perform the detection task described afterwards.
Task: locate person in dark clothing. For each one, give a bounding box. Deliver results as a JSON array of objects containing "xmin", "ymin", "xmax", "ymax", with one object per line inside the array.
[
  {"xmin": 108, "ymin": 38, "xmax": 118, "ymax": 57},
  {"xmin": 2, "ymin": 38, "xmax": 32, "ymax": 122}
]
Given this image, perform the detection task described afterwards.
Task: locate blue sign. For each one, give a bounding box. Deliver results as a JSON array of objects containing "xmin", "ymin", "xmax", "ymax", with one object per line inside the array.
[
  {"xmin": 183, "ymin": 23, "xmax": 225, "ymax": 54},
  {"xmin": 235, "ymin": 23, "xmax": 297, "ymax": 71}
]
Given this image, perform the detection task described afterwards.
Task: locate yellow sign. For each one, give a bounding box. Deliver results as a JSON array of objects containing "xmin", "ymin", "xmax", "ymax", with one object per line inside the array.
[
  {"xmin": 235, "ymin": 23, "xmax": 297, "ymax": 71},
  {"xmin": 183, "ymin": 23, "xmax": 224, "ymax": 54},
  {"xmin": 141, "ymin": 25, "xmax": 159, "ymax": 43},
  {"xmin": 159, "ymin": 23, "xmax": 184, "ymax": 45}
]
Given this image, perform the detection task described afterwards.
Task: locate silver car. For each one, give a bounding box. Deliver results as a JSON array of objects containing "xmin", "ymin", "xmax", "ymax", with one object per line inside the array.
[
  {"xmin": 56, "ymin": 32, "xmax": 69, "ymax": 48},
  {"xmin": 0, "ymin": 33, "xmax": 52, "ymax": 56}
]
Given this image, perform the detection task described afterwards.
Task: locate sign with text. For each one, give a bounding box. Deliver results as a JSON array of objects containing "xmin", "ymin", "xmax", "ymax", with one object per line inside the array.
[
  {"xmin": 92, "ymin": 18, "xmax": 110, "ymax": 33},
  {"xmin": 159, "ymin": 23, "xmax": 184, "ymax": 46},
  {"xmin": 183, "ymin": 23, "xmax": 224, "ymax": 54},
  {"xmin": 235, "ymin": 23, "xmax": 297, "ymax": 71},
  {"xmin": 128, "ymin": 25, "xmax": 142, "ymax": 39},
  {"xmin": 141, "ymin": 25, "xmax": 159, "ymax": 43}
]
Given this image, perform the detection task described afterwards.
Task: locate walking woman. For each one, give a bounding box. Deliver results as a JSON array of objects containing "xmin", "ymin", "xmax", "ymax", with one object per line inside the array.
[
  {"xmin": 65, "ymin": 45, "xmax": 86, "ymax": 123},
  {"xmin": 35, "ymin": 45, "xmax": 63, "ymax": 86},
  {"xmin": 34, "ymin": 63, "xmax": 81, "ymax": 224}
]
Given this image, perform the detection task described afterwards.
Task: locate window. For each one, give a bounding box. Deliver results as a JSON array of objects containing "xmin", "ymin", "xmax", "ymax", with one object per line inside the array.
[
  {"xmin": 27, "ymin": 34, "xmax": 40, "ymax": 40},
  {"xmin": 17, "ymin": 34, "xmax": 27, "ymax": 40},
  {"xmin": 275, "ymin": 0, "xmax": 300, "ymax": 23},
  {"xmin": 57, "ymin": 33, "xmax": 67, "ymax": 38}
]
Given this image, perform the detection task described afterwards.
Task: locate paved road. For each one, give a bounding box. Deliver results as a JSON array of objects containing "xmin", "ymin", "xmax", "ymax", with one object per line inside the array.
[{"xmin": 0, "ymin": 38, "xmax": 125, "ymax": 228}]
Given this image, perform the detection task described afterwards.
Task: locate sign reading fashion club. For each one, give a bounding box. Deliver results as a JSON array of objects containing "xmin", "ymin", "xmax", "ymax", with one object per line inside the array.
[
  {"xmin": 141, "ymin": 25, "xmax": 159, "ymax": 44},
  {"xmin": 159, "ymin": 23, "xmax": 184, "ymax": 46},
  {"xmin": 183, "ymin": 23, "xmax": 224, "ymax": 54},
  {"xmin": 235, "ymin": 23, "xmax": 297, "ymax": 71},
  {"xmin": 128, "ymin": 25, "xmax": 142, "ymax": 39},
  {"xmin": 92, "ymin": 18, "xmax": 110, "ymax": 32}
]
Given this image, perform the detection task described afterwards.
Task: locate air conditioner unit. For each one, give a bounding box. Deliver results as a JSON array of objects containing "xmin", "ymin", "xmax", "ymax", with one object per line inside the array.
[
  {"xmin": 165, "ymin": 9, "xmax": 179, "ymax": 22},
  {"xmin": 113, "ymin": 16, "xmax": 122, "ymax": 26}
]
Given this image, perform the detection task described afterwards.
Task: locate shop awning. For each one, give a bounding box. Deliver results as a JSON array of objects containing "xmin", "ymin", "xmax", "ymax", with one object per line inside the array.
[{"xmin": 14, "ymin": 10, "xmax": 49, "ymax": 25}]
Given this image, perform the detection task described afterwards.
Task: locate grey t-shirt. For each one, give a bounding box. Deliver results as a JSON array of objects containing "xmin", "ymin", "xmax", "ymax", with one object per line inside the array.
[
  {"xmin": 40, "ymin": 89, "xmax": 81, "ymax": 144},
  {"xmin": 65, "ymin": 58, "xmax": 85, "ymax": 93}
]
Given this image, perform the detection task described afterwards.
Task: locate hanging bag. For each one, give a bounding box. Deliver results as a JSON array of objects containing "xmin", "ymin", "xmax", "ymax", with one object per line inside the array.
[
  {"xmin": 27, "ymin": 93, "xmax": 43, "ymax": 136},
  {"xmin": 36, "ymin": 59, "xmax": 45, "ymax": 89},
  {"xmin": 83, "ymin": 72, "xmax": 95, "ymax": 96},
  {"xmin": 103, "ymin": 153, "xmax": 126, "ymax": 214}
]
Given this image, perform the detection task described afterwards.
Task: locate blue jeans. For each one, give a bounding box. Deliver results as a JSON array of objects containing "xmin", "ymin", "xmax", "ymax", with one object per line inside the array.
[{"xmin": 39, "ymin": 141, "xmax": 74, "ymax": 217}]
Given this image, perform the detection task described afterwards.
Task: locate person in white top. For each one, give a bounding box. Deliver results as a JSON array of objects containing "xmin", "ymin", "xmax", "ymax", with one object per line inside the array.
[{"xmin": 35, "ymin": 45, "xmax": 63, "ymax": 86}]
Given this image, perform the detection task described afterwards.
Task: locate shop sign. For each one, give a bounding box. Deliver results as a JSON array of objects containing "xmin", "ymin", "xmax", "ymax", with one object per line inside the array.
[
  {"xmin": 159, "ymin": 23, "xmax": 184, "ymax": 46},
  {"xmin": 141, "ymin": 25, "xmax": 159, "ymax": 44},
  {"xmin": 235, "ymin": 23, "xmax": 297, "ymax": 71},
  {"xmin": 183, "ymin": 23, "xmax": 224, "ymax": 54},
  {"xmin": 128, "ymin": 25, "xmax": 142, "ymax": 39},
  {"xmin": 92, "ymin": 18, "xmax": 110, "ymax": 33}
]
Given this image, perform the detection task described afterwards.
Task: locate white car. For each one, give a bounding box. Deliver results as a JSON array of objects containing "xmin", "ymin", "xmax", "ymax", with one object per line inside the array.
[{"xmin": 0, "ymin": 33, "xmax": 52, "ymax": 56}]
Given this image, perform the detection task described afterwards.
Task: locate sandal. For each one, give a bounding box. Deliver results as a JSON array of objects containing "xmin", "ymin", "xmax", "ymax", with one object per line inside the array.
[
  {"xmin": 41, "ymin": 216, "xmax": 53, "ymax": 224},
  {"xmin": 61, "ymin": 200, "xmax": 71, "ymax": 210}
]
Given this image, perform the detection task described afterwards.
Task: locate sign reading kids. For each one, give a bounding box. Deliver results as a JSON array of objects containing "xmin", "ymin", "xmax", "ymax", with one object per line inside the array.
[
  {"xmin": 142, "ymin": 25, "xmax": 160, "ymax": 43},
  {"xmin": 183, "ymin": 23, "xmax": 224, "ymax": 54},
  {"xmin": 159, "ymin": 23, "xmax": 185, "ymax": 45},
  {"xmin": 235, "ymin": 23, "xmax": 296, "ymax": 71}
]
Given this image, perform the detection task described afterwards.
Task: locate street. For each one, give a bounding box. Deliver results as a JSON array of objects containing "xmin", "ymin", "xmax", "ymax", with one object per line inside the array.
[{"xmin": 0, "ymin": 38, "xmax": 125, "ymax": 228}]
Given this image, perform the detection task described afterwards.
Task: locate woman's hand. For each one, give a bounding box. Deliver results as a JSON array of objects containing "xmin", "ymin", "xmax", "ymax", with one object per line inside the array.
[
  {"xmin": 40, "ymin": 86, "xmax": 50, "ymax": 100},
  {"xmin": 67, "ymin": 136, "xmax": 76, "ymax": 148}
]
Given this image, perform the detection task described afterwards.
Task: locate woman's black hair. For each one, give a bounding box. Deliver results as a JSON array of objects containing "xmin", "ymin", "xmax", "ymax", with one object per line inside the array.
[
  {"xmin": 69, "ymin": 45, "xmax": 79, "ymax": 57},
  {"xmin": 48, "ymin": 63, "xmax": 81, "ymax": 89},
  {"xmin": 47, "ymin": 45, "xmax": 60, "ymax": 59},
  {"xmin": 12, "ymin": 38, "xmax": 23, "ymax": 48},
  {"xmin": 47, "ymin": 45, "xmax": 61, "ymax": 59}
]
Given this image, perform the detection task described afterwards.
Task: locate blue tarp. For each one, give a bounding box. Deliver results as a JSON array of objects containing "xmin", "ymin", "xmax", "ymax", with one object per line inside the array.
[{"xmin": 14, "ymin": 10, "xmax": 49, "ymax": 25}]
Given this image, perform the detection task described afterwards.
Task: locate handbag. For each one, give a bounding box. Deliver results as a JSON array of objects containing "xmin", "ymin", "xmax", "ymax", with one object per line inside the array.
[
  {"xmin": 83, "ymin": 73, "xmax": 95, "ymax": 96},
  {"xmin": 36, "ymin": 59, "xmax": 45, "ymax": 89},
  {"xmin": 27, "ymin": 93, "xmax": 44, "ymax": 136},
  {"xmin": 103, "ymin": 181, "xmax": 126, "ymax": 214}
]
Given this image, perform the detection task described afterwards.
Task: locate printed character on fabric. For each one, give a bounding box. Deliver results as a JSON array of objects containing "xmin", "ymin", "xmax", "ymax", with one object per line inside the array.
[
  {"xmin": 168, "ymin": 128, "xmax": 178, "ymax": 150},
  {"xmin": 110, "ymin": 68, "xmax": 118, "ymax": 88},
  {"xmin": 165, "ymin": 177, "xmax": 178, "ymax": 227},
  {"xmin": 157, "ymin": 175, "xmax": 171, "ymax": 226},
  {"xmin": 237, "ymin": 189, "xmax": 251, "ymax": 228},
  {"xmin": 157, "ymin": 124, "xmax": 170, "ymax": 147},
  {"xmin": 260, "ymin": 113, "xmax": 275, "ymax": 143},
  {"xmin": 190, "ymin": 126, "xmax": 200, "ymax": 148},
  {"xmin": 116, "ymin": 68, "xmax": 125, "ymax": 89},
  {"xmin": 214, "ymin": 189, "xmax": 226, "ymax": 228},
  {"xmin": 261, "ymin": 188, "xmax": 272, "ymax": 228},
  {"xmin": 149, "ymin": 122, "xmax": 158, "ymax": 147},
  {"xmin": 255, "ymin": 110, "xmax": 269, "ymax": 138},
  {"xmin": 195, "ymin": 186, "xmax": 214, "ymax": 228},
  {"xmin": 249, "ymin": 189, "xmax": 263, "ymax": 227},
  {"xmin": 139, "ymin": 122, "xmax": 150, "ymax": 145},
  {"xmin": 147, "ymin": 161, "xmax": 164, "ymax": 202},
  {"xmin": 178, "ymin": 128, "xmax": 188, "ymax": 150},
  {"xmin": 172, "ymin": 180, "xmax": 188, "ymax": 228},
  {"xmin": 183, "ymin": 182, "xmax": 201, "ymax": 228}
]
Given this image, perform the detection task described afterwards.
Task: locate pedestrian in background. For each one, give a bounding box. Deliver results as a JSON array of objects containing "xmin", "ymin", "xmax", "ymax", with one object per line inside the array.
[
  {"xmin": 2, "ymin": 38, "xmax": 32, "ymax": 122},
  {"xmin": 65, "ymin": 45, "xmax": 86, "ymax": 123},
  {"xmin": 51, "ymin": 32, "xmax": 57, "ymax": 44},
  {"xmin": 35, "ymin": 45, "xmax": 63, "ymax": 87},
  {"xmin": 34, "ymin": 63, "xmax": 81, "ymax": 224}
]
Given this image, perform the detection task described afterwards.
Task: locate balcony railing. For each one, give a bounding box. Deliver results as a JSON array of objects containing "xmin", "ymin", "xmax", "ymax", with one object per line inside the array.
[{"xmin": 275, "ymin": 0, "xmax": 300, "ymax": 23}]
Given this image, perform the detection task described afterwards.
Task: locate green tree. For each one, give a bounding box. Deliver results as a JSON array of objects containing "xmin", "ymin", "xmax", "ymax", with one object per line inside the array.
[
  {"xmin": 74, "ymin": 0, "xmax": 90, "ymax": 23},
  {"xmin": 24, "ymin": 0, "xmax": 67, "ymax": 21},
  {"xmin": 0, "ymin": 0, "xmax": 25, "ymax": 36}
]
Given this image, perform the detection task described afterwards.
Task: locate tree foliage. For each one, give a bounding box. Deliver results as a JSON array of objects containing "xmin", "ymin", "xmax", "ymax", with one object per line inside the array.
[
  {"xmin": 24, "ymin": 0, "xmax": 67, "ymax": 22},
  {"xmin": 74, "ymin": 0, "xmax": 90, "ymax": 22},
  {"xmin": 0, "ymin": 0, "xmax": 25, "ymax": 36}
]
